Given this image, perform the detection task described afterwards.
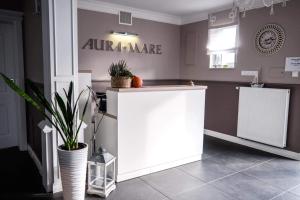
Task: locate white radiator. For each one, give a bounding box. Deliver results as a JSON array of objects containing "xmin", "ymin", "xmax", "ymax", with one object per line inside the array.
[{"xmin": 237, "ymin": 87, "xmax": 290, "ymax": 148}]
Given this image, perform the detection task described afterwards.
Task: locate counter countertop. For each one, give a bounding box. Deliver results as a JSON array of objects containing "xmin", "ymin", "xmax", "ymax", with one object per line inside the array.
[{"xmin": 107, "ymin": 85, "xmax": 207, "ymax": 92}]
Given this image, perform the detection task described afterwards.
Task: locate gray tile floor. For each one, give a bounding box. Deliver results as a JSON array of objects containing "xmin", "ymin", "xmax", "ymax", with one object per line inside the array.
[{"xmin": 83, "ymin": 136, "xmax": 300, "ymax": 200}]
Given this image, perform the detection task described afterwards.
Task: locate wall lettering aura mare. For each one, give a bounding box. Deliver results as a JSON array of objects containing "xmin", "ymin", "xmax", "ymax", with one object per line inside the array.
[{"xmin": 82, "ymin": 39, "xmax": 162, "ymax": 55}]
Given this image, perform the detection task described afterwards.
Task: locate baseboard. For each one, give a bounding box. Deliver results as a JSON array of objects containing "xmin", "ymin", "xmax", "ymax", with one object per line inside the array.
[
  {"xmin": 205, "ymin": 129, "xmax": 300, "ymax": 160},
  {"xmin": 117, "ymin": 154, "xmax": 202, "ymax": 182},
  {"xmin": 27, "ymin": 145, "xmax": 43, "ymax": 175}
]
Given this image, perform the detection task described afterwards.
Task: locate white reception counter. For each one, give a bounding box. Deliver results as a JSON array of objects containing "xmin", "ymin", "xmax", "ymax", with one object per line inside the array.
[{"xmin": 95, "ymin": 85, "xmax": 207, "ymax": 182}]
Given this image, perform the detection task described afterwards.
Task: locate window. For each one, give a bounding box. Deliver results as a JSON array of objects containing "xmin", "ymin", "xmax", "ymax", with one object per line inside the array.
[{"xmin": 207, "ymin": 25, "xmax": 238, "ymax": 69}]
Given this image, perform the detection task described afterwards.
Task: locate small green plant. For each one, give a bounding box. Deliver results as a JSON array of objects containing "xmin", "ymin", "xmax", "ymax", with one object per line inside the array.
[
  {"xmin": 0, "ymin": 73, "xmax": 90, "ymax": 150},
  {"xmin": 108, "ymin": 60, "xmax": 133, "ymax": 77}
]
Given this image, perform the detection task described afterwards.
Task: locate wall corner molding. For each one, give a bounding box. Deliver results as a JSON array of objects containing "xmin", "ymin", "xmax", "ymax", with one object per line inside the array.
[{"xmin": 78, "ymin": 0, "xmax": 182, "ymax": 25}]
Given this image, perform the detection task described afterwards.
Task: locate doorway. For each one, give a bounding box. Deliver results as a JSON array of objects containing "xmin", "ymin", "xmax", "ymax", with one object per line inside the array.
[{"xmin": 0, "ymin": 10, "xmax": 27, "ymax": 150}]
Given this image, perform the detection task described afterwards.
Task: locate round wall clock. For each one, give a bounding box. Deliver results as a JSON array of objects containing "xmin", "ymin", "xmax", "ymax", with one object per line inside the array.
[{"xmin": 255, "ymin": 23, "xmax": 285, "ymax": 55}]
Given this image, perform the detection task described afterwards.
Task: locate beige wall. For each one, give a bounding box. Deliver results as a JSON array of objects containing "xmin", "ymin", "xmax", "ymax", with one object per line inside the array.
[
  {"xmin": 180, "ymin": 0, "xmax": 300, "ymax": 84},
  {"xmin": 79, "ymin": 1, "xmax": 300, "ymax": 84},
  {"xmin": 78, "ymin": 9, "xmax": 180, "ymax": 81}
]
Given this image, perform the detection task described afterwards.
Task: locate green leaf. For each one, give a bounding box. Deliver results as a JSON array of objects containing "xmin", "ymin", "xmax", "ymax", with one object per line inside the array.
[
  {"xmin": 71, "ymin": 89, "xmax": 85, "ymax": 120},
  {"xmin": 55, "ymin": 92, "xmax": 73, "ymax": 137},
  {"xmin": 0, "ymin": 73, "xmax": 89, "ymax": 150},
  {"xmin": 27, "ymin": 80, "xmax": 55, "ymax": 116},
  {"xmin": 67, "ymin": 82, "xmax": 73, "ymax": 104},
  {"xmin": 0, "ymin": 73, "xmax": 68, "ymax": 144},
  {"xmin": 27, "ymin": 80, "xmax": 69, "ymax": 144},
  {"xmin": 63, "ymin": 88, "xmax": 74, "ymax": 135},
  {"xmin": 0, "ymin": 73, "xmax": 42, "ymax": 112},
  {"xmin": 55, "ymin": 92, "xmax": 68, "ymax": 124},
  {"xmin": 74, "ymin": 89, "xmax": 90, "ymax": 143}
]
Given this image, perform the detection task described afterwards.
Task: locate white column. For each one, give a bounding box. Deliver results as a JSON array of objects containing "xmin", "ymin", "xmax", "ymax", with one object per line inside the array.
[{"xmin": 41, "ymin": 0, "xmax": 79, "ymax": 193}]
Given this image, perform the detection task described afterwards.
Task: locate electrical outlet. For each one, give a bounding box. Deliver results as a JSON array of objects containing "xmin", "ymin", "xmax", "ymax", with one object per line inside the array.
[{"xmin": 241, "ymin": 70, "xmax": 258, "ymax": 77}]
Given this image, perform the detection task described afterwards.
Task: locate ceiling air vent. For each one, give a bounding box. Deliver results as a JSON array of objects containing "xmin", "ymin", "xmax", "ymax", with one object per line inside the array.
[{"xmin": 119, "ymin": 11, "xmax": 132, "ymax": 25}]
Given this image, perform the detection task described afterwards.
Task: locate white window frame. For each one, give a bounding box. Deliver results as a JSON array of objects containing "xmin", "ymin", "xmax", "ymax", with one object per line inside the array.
[{"xmin": 209, "ymin": 52, "xmax": 236, "ymax": 69}]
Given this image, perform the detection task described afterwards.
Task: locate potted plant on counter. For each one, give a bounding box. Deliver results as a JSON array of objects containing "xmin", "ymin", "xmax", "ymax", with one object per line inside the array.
[
  {"xmin": 0, "ymin": 73, "xmax": 90, "ymax": 200},
  {"xmin": 109, "ymin": 60, "xmax": 133, "ymax": 88}
]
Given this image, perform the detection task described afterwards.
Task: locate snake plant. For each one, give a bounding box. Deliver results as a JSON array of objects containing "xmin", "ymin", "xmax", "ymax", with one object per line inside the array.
[
  {"xmin": 0, "ymin": 73, "xmax": 90, "ymax": 150},
  {"xmin": 108, "ymin": 60, "xmax": 133, "ymax": 77}
]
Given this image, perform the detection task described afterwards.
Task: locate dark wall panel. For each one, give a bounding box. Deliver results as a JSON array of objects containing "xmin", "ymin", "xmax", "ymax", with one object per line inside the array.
[
  {"xmin": 26, "ymin": 82, "xmax": 44, "ymax": 161},
  {"xmin": 201, "ymin": 81, "xmax": 242, "ymax": 136},
  {"xmin": 0, "ymin": 0, "xmax": 23, "ymax": 12}
]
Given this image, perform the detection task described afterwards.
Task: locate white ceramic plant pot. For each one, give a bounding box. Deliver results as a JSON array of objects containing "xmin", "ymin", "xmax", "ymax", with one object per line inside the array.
[{"xmin": 57, "ymin": 143, "xmax": 88, "ymax": 200}]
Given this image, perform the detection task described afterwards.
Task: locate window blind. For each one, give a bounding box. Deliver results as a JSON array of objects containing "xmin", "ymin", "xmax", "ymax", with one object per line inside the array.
[{"xmin": 207, "ymin": 25, "xmax": 238, "ymax": 54}]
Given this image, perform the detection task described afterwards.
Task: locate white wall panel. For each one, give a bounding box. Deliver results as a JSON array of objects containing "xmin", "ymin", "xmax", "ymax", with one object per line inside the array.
[
  {"xmin": 41, "ymin": 0, "xmax": 78, "ymax": 193},
  {"xmin": 53, "ymin": 0, "xmax": 74, "ymax": 76}
]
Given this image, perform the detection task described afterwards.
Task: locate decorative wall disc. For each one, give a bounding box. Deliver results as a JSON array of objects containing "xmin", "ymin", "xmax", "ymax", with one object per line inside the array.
[{"xmin": 255, "ymin": 23, "xmax": 285, "ymax": 55}]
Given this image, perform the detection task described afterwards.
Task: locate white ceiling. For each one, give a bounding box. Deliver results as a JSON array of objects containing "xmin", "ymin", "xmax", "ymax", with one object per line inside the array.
[
  {"xmin": 79, "ymin": 0, "xmax": 287, "ymax": 25},
  {"xmin": 96, "ymin": 0, "xmax": 234, "ymax": 16}
]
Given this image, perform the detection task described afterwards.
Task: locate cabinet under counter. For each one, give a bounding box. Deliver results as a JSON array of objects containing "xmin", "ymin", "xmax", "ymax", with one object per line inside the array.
[{"xmin": 95, "ymin": 85, "xmax": 207, "ymax": 182}]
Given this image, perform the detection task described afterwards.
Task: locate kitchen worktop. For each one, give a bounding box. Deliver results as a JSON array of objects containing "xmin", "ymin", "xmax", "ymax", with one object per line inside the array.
[{"xmin": 107, "ymin": 85, "xmax": 208, "ymax": 92}]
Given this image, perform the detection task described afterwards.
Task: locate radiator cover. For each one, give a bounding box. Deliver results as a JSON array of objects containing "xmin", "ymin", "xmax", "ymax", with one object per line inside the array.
[{"xmin": 237, "ymin": 87, "xmax": 290, "ymax": 148}]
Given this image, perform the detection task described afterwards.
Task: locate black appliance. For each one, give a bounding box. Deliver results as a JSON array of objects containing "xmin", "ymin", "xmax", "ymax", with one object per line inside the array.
[{"xmin": 96, "ymin": 92, "xmax": 107, "ymax": 112}]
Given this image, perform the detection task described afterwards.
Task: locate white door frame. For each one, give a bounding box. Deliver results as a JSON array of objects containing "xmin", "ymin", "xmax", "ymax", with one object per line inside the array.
[
  {"xmin": 41, "ymin": 0, "xmax": 79, "ymax": 193},
  {"xmin": 0, "ymin": 9, "xmax": 27, "ymax": 151}
]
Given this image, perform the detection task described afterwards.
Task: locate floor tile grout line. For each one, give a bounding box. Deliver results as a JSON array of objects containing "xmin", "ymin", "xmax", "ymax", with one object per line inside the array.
[
  {"xmin": 240, "ymin": 172, "xmax": 286, "ymax": 194},
  {"xmin": 207, "ymin": 158, "xmax": 276, "ymax": 185},
  {"xmin": 176, "ymin": 166, "xmax": 240, "ymax": 200},
  {"xmin": 175, "ymin": 157, "xmax": 277, "ymax": 200},
  {"xmin": 180, "ymin": 158, "xmax": 275, "ymax": 184},
  {"xmin": 173, "ymin": 167, "xmax": 221, "ymax": 197},
  {"xmin": 199, "ymin": 157, "xmax": 277, "ymax": 199},
  {"xmin": 204, "ymin": 158, "xmax": 280, "ymax": 200},
  {"xmin": 168, "ymin": 184, "xmax": 209, "ymax": 199},
  {"xmin": 206, "ymin": 184, "xmax": 244, "ymax": 200},
  {"xmin": 268, "ymin": 183, "xmax": 300, "ymax": 200},
  {"xmin": 139, "ymin": 154, "xmax": 297, "ymax": 200},
  {"xmin": 176, "ymin": 154, "xmax": 234, "ymax": 179},
  {"xmin": 239, "ymin": 157, "xmax": 300, "ymax": 198},
  {"xmin": 290, "ymin": 188, "xmax": 300, "ymax": 198},
  {"xmin": 210, "ymin": 151, "xmax": 277, "ymax": 166},
  {"xmin": 139, "ymin": 169, "xmax": 211, "ymax": 200},
  {"xmin": 230, "ymin": 151, "xmax": 277, "ymax": 163},
  {"xmin": 176, "ymin": 165, "xmax": 208, "ymax": 183},
  {"xmin": 135, "ymin": 153, "xmax": 279, "ymax": 200},
  {"xmin": 138, "ymin": 177, "xmax": 173, "ymax": 200},
  {"xmin": 177, "ymin": 156, "xmax": 276, "ymax": 186}
]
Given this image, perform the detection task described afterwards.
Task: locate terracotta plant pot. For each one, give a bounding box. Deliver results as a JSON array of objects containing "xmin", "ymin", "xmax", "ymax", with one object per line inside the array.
[
  {"xmin": 111, "ymin": 76, "xmax": 132, "ymax": 88},
  {"xmin": 57, "ymin": 143, "xmax": 88, "ymax": 200}
]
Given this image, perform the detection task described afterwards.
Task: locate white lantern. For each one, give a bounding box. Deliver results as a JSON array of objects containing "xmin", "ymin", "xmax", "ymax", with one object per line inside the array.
[{"xmin": 87, "ymin": 148, "xmax": 116, "ymax": 197}]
